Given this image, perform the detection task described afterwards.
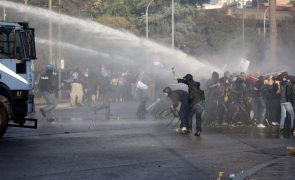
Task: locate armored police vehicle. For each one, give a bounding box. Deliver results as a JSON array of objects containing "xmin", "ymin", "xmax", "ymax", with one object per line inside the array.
[{"xmin": 0, "ymin": 22, "xmax": 37, "ymax": 137}]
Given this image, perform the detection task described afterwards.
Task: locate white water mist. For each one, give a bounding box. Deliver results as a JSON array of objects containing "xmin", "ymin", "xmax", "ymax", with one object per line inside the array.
[{"xmin": 0, "ymin": 0, "xmax": 221, "ymax": 79}]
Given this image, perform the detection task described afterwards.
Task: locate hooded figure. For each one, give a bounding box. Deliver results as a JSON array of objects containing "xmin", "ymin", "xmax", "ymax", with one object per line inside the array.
[{"xmin": 177, "ymin": 74, "xmax": 205, "ymax": 136}]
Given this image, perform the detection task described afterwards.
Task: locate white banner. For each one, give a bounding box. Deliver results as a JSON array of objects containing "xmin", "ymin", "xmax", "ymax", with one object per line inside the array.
[{"xmin": 239, "ymin": 58, "xmax": 250, "ymax": 73}]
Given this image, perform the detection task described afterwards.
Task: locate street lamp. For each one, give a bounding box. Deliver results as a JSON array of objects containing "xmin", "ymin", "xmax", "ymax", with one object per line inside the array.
[
  {"xmin": 242, "ymin": 0, "xmax": 245, "ymax": 56},
  {"xmin": 146, "ymin": 0, "xmax": 174, "ymax": 48},
  {"xmin": 2, "ymin": 8, "xmax": 6, "ymax": 21},
  {"xmin": 146, "ymin": 0, "xmax": 154, "ymax": 40},
  {"xmin": 58, "ymin": 0, "xmax": 62, "ymax": 99},
  {"xmin": 24, "ymin": 0, "xmax": 29, "ymax": 21},
  {"xmin": 48, "ymin": 0, "xmax": 53, "ymax": 65},
  {"xmin": 263, "ymin": 7, "xmax": 269, "ymax": 39},
  {"xmin": 172, "ymin": 0, "xmax": 175, "ymax": 49}
]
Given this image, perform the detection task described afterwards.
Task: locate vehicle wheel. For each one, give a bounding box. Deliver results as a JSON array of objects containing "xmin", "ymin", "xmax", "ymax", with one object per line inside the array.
[{"xmin": 0, "ymin": 102, "xmax": 8, "ymax": 138}]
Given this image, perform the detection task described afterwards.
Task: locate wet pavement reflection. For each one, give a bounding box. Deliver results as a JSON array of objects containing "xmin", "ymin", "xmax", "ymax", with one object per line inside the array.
[{"xmin": 1, "ymin": 103, "xmax": 294, "ymax": 179}]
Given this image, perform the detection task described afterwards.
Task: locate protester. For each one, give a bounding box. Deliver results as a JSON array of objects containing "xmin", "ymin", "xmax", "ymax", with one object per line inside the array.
[
  {"xmin": 70, "ymin": 68, "xmax": 84, "ymax": 107},
  {"xmin": 230, "ymin": 72, "xmax": 250, "ymax": 125},
  {"xmin": 278, "ymin": 72, "xmax": 295, "ymax": 134},
  {"xmin": 178, "ymin": 74, "xmax": 205, "ymax": 136},
  {"xmin": 204, "ymin": 71, "xmax": 220, "ymax": 126},
  {"xmin": 135, "ymin": 80, "xmax": 148, "ymax": 119},
  {"xmin": 217, "ymin": 71, "xmax": 232, "ymax": 125},
  {"xmin": 251, "ymin": 75, "xmax": 267, "ymax": 128},
  {"xmin": 85, "ymin": 70, "xmax": 98, "ymax": 106},
  {"xmin": 163, "ymin": 86, "xmax": 190, "ymax": 134}
]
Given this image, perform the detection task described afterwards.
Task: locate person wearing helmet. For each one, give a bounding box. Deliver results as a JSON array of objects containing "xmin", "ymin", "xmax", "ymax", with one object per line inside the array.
[
  {"xmin": 39, "ymin": 64, "xmax": 58, "ymax": 122},
  {"xmin": 177, "ymin": 74, "xmax": 205, "ymax": 136},
  {"xmin": 94, "ymin": 64, "xmax": 112, "ymax": 120},
  {"xmin": 163, "ymin": 86, "xmax": 190, "ymax": 134}
]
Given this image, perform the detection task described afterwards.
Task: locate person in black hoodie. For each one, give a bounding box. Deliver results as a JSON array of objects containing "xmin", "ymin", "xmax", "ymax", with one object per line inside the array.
[{"xmin": 178, "ymin": 74, "xmax": 205, "ymax": 136}]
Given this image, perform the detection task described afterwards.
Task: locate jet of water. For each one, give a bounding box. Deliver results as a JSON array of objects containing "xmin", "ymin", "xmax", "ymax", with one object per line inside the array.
[
  {"xmin": 0, "ymin": 0, "xmax": 220, "ymax": 78},
  {"xmin": 36, "ymin": 38, "xmax": 110, "ymax": 58},
  {"xmin": 36, "ymin": 38, "xmax": 137, "ymax": 65}
]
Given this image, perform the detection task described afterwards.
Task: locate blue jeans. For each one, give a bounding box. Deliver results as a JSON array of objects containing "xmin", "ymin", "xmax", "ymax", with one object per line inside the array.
[
  {"xmin": 251, "ymin": 97, "xmax": 266, "ymax": 123},
  {"xmin": 179, "ymin": 103, "xmax": 189, "ymax": 128},
  {"xmin": 280, "ymin": 102, "xmax": 294, "ymax": 129},
  {"xmin": 188, "ymin": 101, "xmax": 205, "ymax": 132}
]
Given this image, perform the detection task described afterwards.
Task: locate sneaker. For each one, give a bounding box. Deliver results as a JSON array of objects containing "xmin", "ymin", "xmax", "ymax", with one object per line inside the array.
[
  {"xmin": 182, "ymin": 127, "xmax": 191, "ymax": 134},
  {"xmin": 181, "ymin": 127, "xmax": 187, "ymax": 133},
  {"xmin": 271, "ymin": 122, "xmax": 280, "ymax": 126},
  {"xmin": 40, "ymin": 108, "xmax": 46, "ymax": 118},
  {"xmin": 257, "ymin": 123, "xmax": 266, "ymax": 128},
  {"xmin": 194, "ymin": 131, "xmax": 201, "ymax": 136},
  {"xmin": 176, "ymin": 128, "xmax": 182, "ymax": 133}
]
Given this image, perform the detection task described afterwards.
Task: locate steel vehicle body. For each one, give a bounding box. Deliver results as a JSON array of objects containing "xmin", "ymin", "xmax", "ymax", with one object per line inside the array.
[{"xmin": 0, "ymin": 22, "xmax": 37, "ymax": 137}]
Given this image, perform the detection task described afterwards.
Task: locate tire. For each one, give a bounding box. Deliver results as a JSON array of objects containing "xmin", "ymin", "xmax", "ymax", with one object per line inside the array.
[{"xmin": 0, "ymin": 102, "xmax": 8, "ymax": 138}]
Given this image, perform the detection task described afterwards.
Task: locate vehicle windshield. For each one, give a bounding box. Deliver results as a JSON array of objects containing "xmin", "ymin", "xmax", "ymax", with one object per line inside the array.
[{"xmin": 0, "ymin": 27, "xmax": 36, "ymax": 60}]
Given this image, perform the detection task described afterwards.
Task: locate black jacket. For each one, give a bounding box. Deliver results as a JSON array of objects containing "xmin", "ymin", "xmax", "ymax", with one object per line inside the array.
[
  {"xmin": 168, "ymin": 90, "xmax": 189, "ymax": 108},
  {"xmin": 39, "ymin": 72, "xmax": 58, "ymax": 93}
]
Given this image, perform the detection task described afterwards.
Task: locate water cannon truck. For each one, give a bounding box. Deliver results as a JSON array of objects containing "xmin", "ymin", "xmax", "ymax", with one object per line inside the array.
[{"xmin": 0, "ymin": 21, "xmax": 37, "ymax": 137}]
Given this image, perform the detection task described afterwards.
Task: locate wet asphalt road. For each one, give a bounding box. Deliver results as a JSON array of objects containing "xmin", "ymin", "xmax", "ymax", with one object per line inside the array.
[{"xmin": 0, "ymin": 102, "xmax": 294, "ymax": 180}]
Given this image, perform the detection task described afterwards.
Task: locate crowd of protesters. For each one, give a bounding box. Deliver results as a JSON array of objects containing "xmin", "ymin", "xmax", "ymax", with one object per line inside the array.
[
  {"xmin": 162, "ymin": 70, "xmax": 295, "ymax": 136},
  {"xmin": 36, "ymin": 63, "xmax": 295, "ymax": 136},
  {"xmin": 202, "ymin": 71, "xmax": 294, "ymax": 135}
]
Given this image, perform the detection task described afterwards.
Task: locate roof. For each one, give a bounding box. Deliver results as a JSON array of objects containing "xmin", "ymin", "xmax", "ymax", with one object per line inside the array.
[{"xmin": 0, "ymin": 22, "xmax": 22, "ymax": 30}]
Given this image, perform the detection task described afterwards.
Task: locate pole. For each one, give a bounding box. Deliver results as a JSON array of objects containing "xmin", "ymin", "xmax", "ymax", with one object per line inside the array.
[
  {"xmin": 146, "ymin": 0, "xmax": 154, "ymax": 39},
  {"xmin": 263, "ymin": 7, "xmax": 269, "ymax": 39},
  {"xmin": 24, "ymin": 0, "xmax": 29, "ymax": 21},
  {"xmin": 172, "ymin": 0, "xmax": 175, "ymax": 49},
  {"xmin": 242, "ymin": 0, "xmax": 245, "ymax": 57},
  {"xmin": 3, "ymin": 8, "xmax": 6, "ymax": 21},
  {"xmin": 48, "ymin": 0, "xmax": 53, "ymax": 65},
  {"xmin": 269, "ymin": 0, "xmax": 277, "ymax": 65},
  {"xmin": 58, "ymin": 0, "xmax": 62, "ymax": 99}
]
